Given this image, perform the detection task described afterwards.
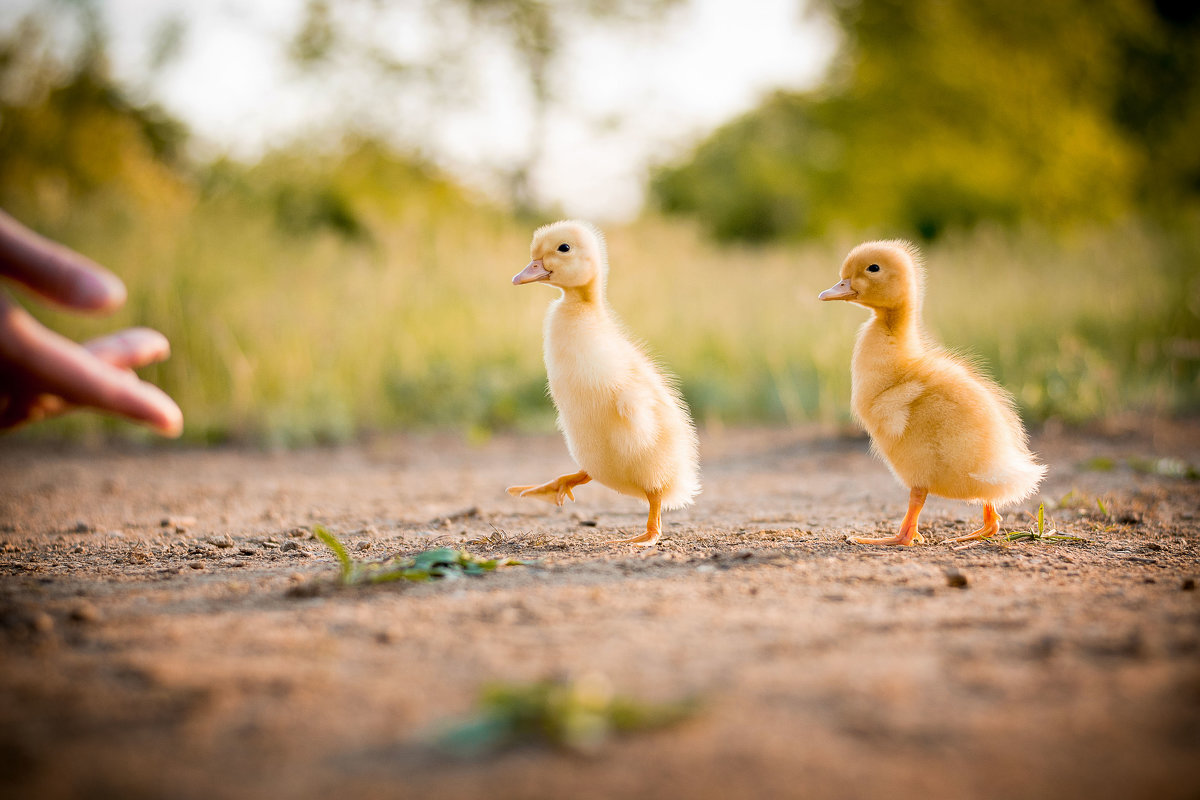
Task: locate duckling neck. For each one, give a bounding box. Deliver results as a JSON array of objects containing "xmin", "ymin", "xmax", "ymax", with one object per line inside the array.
[
  {"xmin": 852, "ymin": 305, "xmax": 925, "ymax": 411},
  {"xmin": 874, "ymin": 305, "xmax": 921, "ymax": 344},
  {"xmin": 550, "ymin": 283, "xmax": 612, "ymax": 331},
  {"xmin": 559, "ymin": 281, "xmax": 604, "ymax": 309}
]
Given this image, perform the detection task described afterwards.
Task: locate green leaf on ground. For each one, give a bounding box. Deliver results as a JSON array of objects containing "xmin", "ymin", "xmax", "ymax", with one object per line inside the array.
[{"xmin": 313, "ymin": 526, "xmax": 532, "ymax": 586}]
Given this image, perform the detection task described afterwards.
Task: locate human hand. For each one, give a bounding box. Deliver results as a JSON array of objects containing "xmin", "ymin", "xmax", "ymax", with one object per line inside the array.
[{"xmin": 0, "ymin": 210, "xmax": 183, "ymax": 436}]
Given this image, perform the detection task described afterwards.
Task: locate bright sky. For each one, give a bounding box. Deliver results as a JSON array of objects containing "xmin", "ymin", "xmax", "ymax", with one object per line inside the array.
[{"xmin": 4, "ymin": 0, "xmax": 837, "ymax": 220}]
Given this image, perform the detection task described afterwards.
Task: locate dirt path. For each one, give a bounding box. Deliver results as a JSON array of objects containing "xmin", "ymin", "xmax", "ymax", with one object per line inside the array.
[{"xmin": 2, "ymin": 421, "xmax": 1199, "ymax": 799}]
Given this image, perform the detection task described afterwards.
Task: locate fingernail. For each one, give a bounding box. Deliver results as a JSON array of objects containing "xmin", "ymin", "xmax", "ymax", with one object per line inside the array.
[
  {"xmin": 160, "ymin": 403, "xmax": 184, "ymax": 438},
  {"xmin": 75, "ymin": 271, "xmax": 127, "ymax": 309}
]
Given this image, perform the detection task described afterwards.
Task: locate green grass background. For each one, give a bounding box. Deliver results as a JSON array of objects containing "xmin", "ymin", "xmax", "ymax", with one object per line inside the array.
[{"xmin": 21, "ymin": 200, "xmax": 1200, "ymax": 444}]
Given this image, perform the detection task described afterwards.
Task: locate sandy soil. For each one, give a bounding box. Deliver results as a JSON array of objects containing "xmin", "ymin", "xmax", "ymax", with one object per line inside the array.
[{"xmin": 2, "ymin": 420, "xmax": 1199, "ymax": 800}]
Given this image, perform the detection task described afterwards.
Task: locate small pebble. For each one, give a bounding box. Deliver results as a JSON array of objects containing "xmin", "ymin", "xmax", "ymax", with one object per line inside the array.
[
  {"xmin": 187, "ymin": 561, "xmax": 206, "ymax": 570},
  {"xmin": 945, "ymin": 568, "xmax": 969, "ymax": 588},
  {"xmin": 280, "ymin": 541, "xmax": 302, "ymax": 552},
  {"xmin": 239, "ymin": 547, "xmax": 256, "ymax": 556},
  {"xmin": 73, "ymin": 521, "xmax": 91, "ymax": 533},
  {"xmin": 1183, "ymin": 578, "xmax": 1196, "ymax": 591},
  {"xmin": 31, "ymin": 612, "xmax": 54, "ymax": 633},
  {"xmin": 356, "ymin": 541, "xmax": 372, "ymax": 551},
  {"xmin": 219, "ymin": 558, "xmax": 245, "ymax": 568},
  {"xmin": 208, "ymin": 534, "xmax": 235, "ymax": 549}
]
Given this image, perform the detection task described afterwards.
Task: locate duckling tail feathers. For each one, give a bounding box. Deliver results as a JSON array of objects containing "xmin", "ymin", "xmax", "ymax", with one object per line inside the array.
[{"xmin": 970, "ymin": 458, "xmax": 1048, "ymax": 508}]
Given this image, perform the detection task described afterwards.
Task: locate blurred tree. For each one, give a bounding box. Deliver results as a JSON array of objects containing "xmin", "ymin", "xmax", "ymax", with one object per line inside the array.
[
  {"xmin": 0, "ymin": 6, "xmax": 495, "ymax": 243},
  {"xmin": 1111, "ymin": 0, "xmax": 1200, "ymax": 210},
  {"xmin": 652, "ymin": 0, "xmax": 1200, "ymax": 241},
  {"xmin": 0, "ymin": 15, "xmax": 192, "ymax": 227},
  {"xmin": 200, "ymin": 135, "xmax": 494, "ymax": 241},
  {"xmin": 286, "ymin": 0, "xmax": 681, "ymax": 215}
]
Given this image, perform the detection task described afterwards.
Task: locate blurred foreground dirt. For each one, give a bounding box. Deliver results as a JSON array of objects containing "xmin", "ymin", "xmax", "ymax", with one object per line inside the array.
[{"xmin": 2, "ymin": 420, "xmax": 1199, "ymax": 799}]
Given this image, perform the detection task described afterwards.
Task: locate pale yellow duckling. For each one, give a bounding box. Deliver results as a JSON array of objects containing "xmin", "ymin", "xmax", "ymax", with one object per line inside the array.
[
  {"xmin": 819, "ymin": 240, "xmax": 1046, "ymax": 546},
  {"xmin": 506, "ymin": 220, "xmax": 700, "ymax": 546}
]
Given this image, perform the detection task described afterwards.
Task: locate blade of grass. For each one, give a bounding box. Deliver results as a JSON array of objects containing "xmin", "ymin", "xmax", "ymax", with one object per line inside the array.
[{"xmin": 314, "ymin": 525, "xmax": 355, "ymax": 583}]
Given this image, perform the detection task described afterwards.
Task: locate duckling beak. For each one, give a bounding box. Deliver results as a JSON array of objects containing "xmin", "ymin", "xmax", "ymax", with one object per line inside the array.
[
  {"xmin": 819, "ymin": 279, "xmax": 856, "ymax": 301},
  {"xmin": 513, "ymin": 259, "xmax": 552, "ymax": 285}
]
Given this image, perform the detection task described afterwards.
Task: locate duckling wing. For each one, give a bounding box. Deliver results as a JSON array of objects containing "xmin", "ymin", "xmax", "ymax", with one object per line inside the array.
[
  {"xmin": 867, "ymin": 379, "xmax": 926, "ymax": 440},
  {"xmin": 613, "ymin": 364, "xmax": 660, "ymax": 446}
]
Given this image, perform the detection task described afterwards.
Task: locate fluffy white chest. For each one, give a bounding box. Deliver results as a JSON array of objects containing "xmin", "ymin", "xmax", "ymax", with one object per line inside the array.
[{"xmin": 543, "ymin": 301, "xmax": 631, "ymax": 420}]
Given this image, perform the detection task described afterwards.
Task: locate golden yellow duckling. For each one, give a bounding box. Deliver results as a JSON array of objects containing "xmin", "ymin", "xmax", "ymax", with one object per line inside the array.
[
  {"xmin": 506, "ymin": 220, "xmax": 700, "ymax": 546},
  {"xmin": 819, "ymin": 240, "xmax": 1046, "ymax": 546}
]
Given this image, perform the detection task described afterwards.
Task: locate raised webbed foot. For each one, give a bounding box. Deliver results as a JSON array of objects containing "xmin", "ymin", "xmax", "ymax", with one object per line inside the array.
[{"xmin": 506, "ymin": 470, "xmax": 591, "ymax": 507}]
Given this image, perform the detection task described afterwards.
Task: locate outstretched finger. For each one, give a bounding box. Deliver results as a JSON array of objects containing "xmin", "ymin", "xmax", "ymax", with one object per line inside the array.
[
  {"xmin": 4, "ymin": 328, "xmax": 178, "ymax": 428},
  {"xmin": 83, "ymin": 328, "xmax": 172, "ymax": 370},
  {"xmin": 0, "ymin": 210, "xmax": 126, "ymax": 312},
  {"xmin": 3, "ymin": 306, "xmax": 183, "ymax": 436}
]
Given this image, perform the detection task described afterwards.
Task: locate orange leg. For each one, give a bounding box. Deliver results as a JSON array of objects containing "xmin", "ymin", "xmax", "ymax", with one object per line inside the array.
[
  {"xmin": 943, "ymin": 503, "xmax": 1001, "ymax": 544},
  {"xmin": 606, "ymin": 491, "xmax": 663, "ymax": 547},
  {"xmin": 506, "ymin": 470, "xmax": 591, "ymax": 506},
  {"xmin": 849, "ymin": 487, "xmax": 928, "ymax": 546}
]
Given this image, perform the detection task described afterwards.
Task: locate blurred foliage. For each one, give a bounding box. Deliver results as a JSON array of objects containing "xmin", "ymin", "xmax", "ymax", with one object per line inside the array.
[
  {"xmin": 285, "ymin": 0, "xmax": 681, "ymax": 212},
  {"xmin": 437, "ymin": 674, "xmax": 698, "ymax": 756},
  {"xmin": 0, "ymin": 9, "xmax": 1198, "ymax": 444},
  {"xmin": 0, "ymin": 19, "xmax": 190, "ymax": 224},
  {"xmin": 652, "ymin": 0, "xmax": 1200, "ymax": 241}
]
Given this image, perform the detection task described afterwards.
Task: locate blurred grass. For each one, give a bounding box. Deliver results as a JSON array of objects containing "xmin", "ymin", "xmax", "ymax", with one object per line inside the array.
[{"xmin": 17, "ymin": 195, "xmax": 1200, "ymax": 444}]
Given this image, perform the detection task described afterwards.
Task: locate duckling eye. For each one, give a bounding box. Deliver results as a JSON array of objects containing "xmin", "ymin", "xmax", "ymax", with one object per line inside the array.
[
  {"xmin": 557, "ymin": 243, "xmax": 570, "ymax": 253},
  {"xmin": 866, "ymin": 264, "xmax": 880, "ymax": 273}
]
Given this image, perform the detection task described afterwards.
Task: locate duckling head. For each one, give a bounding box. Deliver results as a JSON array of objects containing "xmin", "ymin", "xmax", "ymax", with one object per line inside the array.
[
  {"xmin": 819, "ymin": 239, "xmax": 925, "ymax": 313},
  {"xmin": 512, "ymin": 219, "xmax": 607, "ymax": 293}
]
